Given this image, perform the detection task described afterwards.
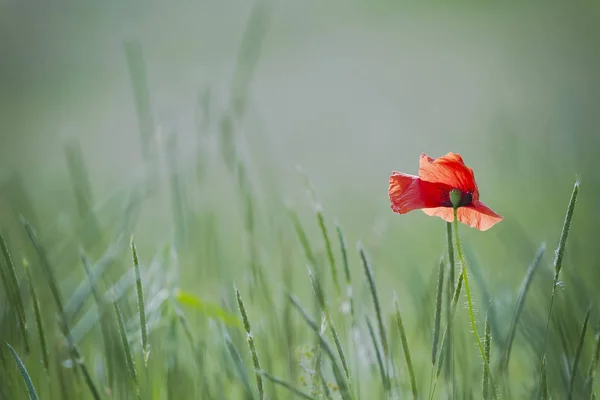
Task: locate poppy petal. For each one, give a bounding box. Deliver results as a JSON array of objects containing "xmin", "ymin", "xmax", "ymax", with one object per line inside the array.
[
  {"xmin": 422, "ymin": 201, "xmax": 503, "ymax": 231},
  {"xmin": 389, "ymin": 172, "xmax": 426, "ymax": 214},
  {"xmin": 418, "ymin": 153, "xmax": 479, "ymax": 199}
]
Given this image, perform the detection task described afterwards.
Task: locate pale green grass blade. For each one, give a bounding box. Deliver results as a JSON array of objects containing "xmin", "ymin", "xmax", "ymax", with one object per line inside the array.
[
  {"xmin": 502, "ymin": 243, "xmax": 545, "ymax": 370},
  {"xmin": 394, "ymin": 297, "xmax": 418, "ymax": 399},
  {"xmin": 568, "ymin": 305, "xmax": 591, "ymax": 400}
]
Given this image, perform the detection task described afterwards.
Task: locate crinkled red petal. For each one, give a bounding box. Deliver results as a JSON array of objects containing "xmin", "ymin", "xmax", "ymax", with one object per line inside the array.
[{"xmin": 418, "ymin": 153, "xmax": 479, "ymax": 202}]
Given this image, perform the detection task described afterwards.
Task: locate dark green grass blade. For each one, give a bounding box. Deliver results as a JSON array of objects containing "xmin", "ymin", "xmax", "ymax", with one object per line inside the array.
[
  {"xmin": 483, "ymin": 314, "xmax": 491, "ymax": 400},
  {"xmin": 235, "ymin": 287, "xmax": 264, "ymax": 400},
  {"xmin": 113, "ymin": 300, "xmax": 140, "ymax": 398},
  {"xmin": 568, "ymin": 305, "xmax": 591, "ymax": 400},
  {"xmin": 432, "ymin": 256, "xmax": 445, "ymax": 365},
  {"xmin": 502, "ymin": 243, "xmax": 545, "ymax": 370},
  {"xmin": 585, "ymin": 324, "xmax": 600, "ymax": 396},
  {"xmin": 540, "ymin": 179, "xmax": 580, "ymax": 392},
  {"xmin": 553, "ymin": 179, "xmax": 580, "ymax": 279},
  {"xmin": 358, "ymin": 243, "xmax": 389, "ymax": 373},
  {"xmin": 394, "ymin": 297, "xmax": 418, "ymax": 399},
  {"xmin": 0, "ymin": 231, "xmax": 30, "ymax": 353},
  {"xmin": 540, "ymin": 357, "xmax": 548, "ymax": 400},
  {"xmin": 260, "ymin": 371, "xmax": 316, "ymax": 400},
  {"xmin": 288, "ymin": 294, "xmax": 351, "ymax": 400},
  {"xmin": 7, "ymin": 343, "xmax": 39, "ymax": 400},
  {"xmin": 131, "ymin": 238, "xmax": 149, "ymax": 365},
  {"xmin": 22, "ymin": 219, "xmax": 65, "ymax": 319},
  {"xmin": 23, "ymin": 260, "xmax": 49, "ymax": 373}
]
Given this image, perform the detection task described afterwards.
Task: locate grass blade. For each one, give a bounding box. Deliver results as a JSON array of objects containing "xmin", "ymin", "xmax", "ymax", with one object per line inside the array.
[
  {"xmin": 316, "ymin": 207, "xmax": 340, "ymax": 297},
  {"xmin": 540, "ymin": 357, "xmax": 548, "ymax": 400},
  {"xmin": 7, "ymin": 343, "xmax": 39, "ymax": 400},
  {"xmin": 289, "ymin": 209, "xmax": 317, "ymax": 267},
  {"xmin": 307, "ymin": 266, "xmax": 350, "ymax": 380},
  {"xmin": 366, "ymin": 316, "xmax": 389, "ymax": 392},
  {"xmin": 502, "ymin": 243, "xmax": 545, "ymax": 370},
  {"xmin": 23, "ymin": 260, "xmax": 49, "ymax": 373},
  {"xmin": 585, "ymin": 324, "xmax": 600, "ymax": 396},
  {"xmin": 288, "ymin": 294, "xmax": 351, "ymax": 400},
  {"xmin": 113, "ymin": 300, "xmax": 140, "ymax": 398},
  {"xmin": 0, "ymin": 231, "xmax": 30, "ymax": 353},
  {"xmin": 432, "ymin": 256, "xmax": 445, "ymax": 365},
  {"xmin": 483, "ymin": 313, "xmax": 491, "ymax": 400},
  {"xmin": 224, "ymin": 330, "xmax": 255, "ymax": 400},
  {"xmin": 260, "ymin": 371, "xmax": 316, "ymax": 400},
  {"xmin": 235, "ymin": 286, "xmax": 264, "ymax": 400},
  {"xmin": 568, "ymin": 305, "xmax": 591, "ymax": 400},
  {"xmin": 394, "ymin": 297, "xmax": 418, "ymax": 399},
  {"xmin": 131, "ymin": 238, "xmax": 149, "ymax": 365},
  {"xmin": 358, "ymin": 243, "xmax": 389, "ymax": 379},
  {"xmin": 540, "ymin": 179, "xmax": 580, "ymax": 389}
]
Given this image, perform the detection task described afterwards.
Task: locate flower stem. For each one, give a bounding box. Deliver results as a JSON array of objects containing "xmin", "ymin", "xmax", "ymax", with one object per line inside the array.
[{"xmin": 453, "ymin": 208, "xmax": 495, "ymax": 398}]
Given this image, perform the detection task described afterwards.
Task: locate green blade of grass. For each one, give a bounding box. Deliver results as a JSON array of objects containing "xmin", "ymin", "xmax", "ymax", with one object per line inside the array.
[
  {"xmin": 568, "ymin": 305, "xmax": 591, "ymax": 400},
  {"xmin": 540, "ymin": 179, "xmax": 580, "ymax": 390},
  {"xmin": 235, "ymin": 286, "xmax": 264, "ymax": 400},
  {"xmin": 394, "ymin": 297, "xmax": 418, "ymax": 399},
  {"xmin": 585, "ymin": 324, "xmax": 600, "ymax": 396},
  {"xmin": 0, "ymin": 231, "xmax": 30, "ymax": 354},
  {"xmin": 131, "ymin": 238, "xmax": 149, "ymax": 365},
  {"xmin": 316, "ymin": 208, "xmax": 341, "ymax": 297},
  {"xmin": 307, "ymin": 266, "xmax": 350, "ymax": 380},
  {"xmin": 23, "ymin": 218, "xmax": 101, "ymax": 400},
  {"xmin": 358, "ymin": 243, "xmax": 389, "ymax": 382},
  {"xmin": 260, "ymin": 371, "xmax": 316, "ymax": 400},
  {"xmin": 336, "ymin": 223, "xmax": 356, "ymax": 322},
  {"xmin": 23, "ymin": 259, "xmax": 49, "ymax": 373},
  {"xmin": 432, "ymin": 256, "xmax": 445, "ymax": 365},
  {"xmin": 175, "ymin": 289, "xmax": 243, "ymax": 329},
  {"xmin": 289, "ymin": 208, "xmax": 317, "ymax": 267},
  {"xmin": 366, "ymin": 315, "xmax": 389, "ymax": 392},
  {"xmin": 288, "ymin": 294, "xmax": 351, "ymax": 400},
  {"xmin": 224, "ymin": 330, "xmax": 255, "ymax": 400},
  {"xmin": 540, "ymin": 357, "xmax": 548, "ymax": 400},
  {"xmin": 80, "ymin": 251, "xmax": 115, "ymax": 391},
  {"xmin": 7, "ymin": 343, "xmax": 39, "ymax": 400},
  {"xmin": 502, "ymin": 243, "xmax": 545, "ymax": 371},
  {"xmin": 483, "ymin": 313, "xmax": 491, "ymax": 400},
  {"xmin": 113, "ymin": 300, "xmax": 140, "ymax": 399}
]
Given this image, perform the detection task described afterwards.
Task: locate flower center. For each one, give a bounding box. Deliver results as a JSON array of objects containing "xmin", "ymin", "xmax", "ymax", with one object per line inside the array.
[{"xmin": 447, "ymin": 188, "xmax": 473, "ymax": 209}]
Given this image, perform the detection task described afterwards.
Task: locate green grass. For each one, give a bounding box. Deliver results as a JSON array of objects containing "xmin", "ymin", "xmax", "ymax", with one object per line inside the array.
[{"xmin": 1, "ymin": 4, "xmax": 599, "ymax": 400}]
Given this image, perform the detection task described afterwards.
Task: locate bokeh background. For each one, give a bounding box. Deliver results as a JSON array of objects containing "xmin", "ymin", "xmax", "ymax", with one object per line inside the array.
[{"xmin": 1, "ymin": 1, "xmax": 600, "ymax": 399}]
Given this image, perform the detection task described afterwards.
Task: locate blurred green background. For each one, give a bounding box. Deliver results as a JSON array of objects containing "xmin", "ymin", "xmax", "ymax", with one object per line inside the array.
[{"xmin": 1, "ymin": 1, "xmax": 600, "ymax": 399}]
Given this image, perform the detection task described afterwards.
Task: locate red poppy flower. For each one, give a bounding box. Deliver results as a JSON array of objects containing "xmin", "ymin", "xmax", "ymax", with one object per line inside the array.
[{"xmin": 389, "ymin": 152, "xmax": 502, "ymax": 231}]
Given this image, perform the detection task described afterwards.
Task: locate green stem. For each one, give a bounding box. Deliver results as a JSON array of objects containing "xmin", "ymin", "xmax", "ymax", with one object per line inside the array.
[{"xmin": 453, "ymin": 208, "xmax": 495, "ymax": 398}]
